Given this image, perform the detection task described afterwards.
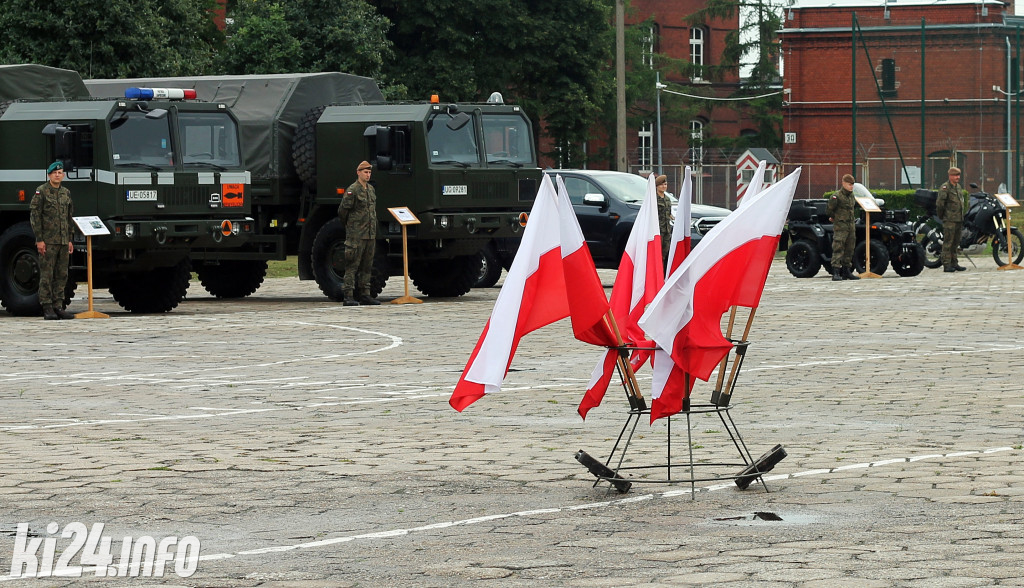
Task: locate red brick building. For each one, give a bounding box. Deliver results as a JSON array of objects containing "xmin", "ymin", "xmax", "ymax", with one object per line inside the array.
[{"xmin": 780, "ymin": 0, "xmax": 1023, "ymax": 198}]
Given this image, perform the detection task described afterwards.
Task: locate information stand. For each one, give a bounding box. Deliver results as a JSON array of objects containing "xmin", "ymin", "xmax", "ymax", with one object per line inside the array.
[
  {"xmin": 994, "ymin": 193, "xmax": 1022, "ymax": 271},
  {"xmin": 71, "ymin": 216, "xmax": 110, "ymax": 319},
  {"xmin": 387, "ymin": 207, "xmax": 423, "ymax": 304},
  {"xmin": 854, "ymin": 194, "xmax": 883, "ymax": 279}
]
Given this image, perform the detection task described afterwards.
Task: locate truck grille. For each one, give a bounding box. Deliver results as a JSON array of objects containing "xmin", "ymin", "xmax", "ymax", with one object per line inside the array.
[{"xmin": 161, "ymin": 186, "xmax": 210, "ymax": 208}]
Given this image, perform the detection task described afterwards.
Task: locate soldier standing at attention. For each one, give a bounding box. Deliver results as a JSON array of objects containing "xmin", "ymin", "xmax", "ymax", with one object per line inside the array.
[
  {"xmin": 338, "ymin": 160, "xmax": 381, "ymax": 306},
  {"xmin": 827, "ymin": 174, "xmax": 860, "ymax": 281},
  {"xmin": 30, "ymin": 161, "xmax": 75, "ymax": 320},
  {"xmin": 654, "ymin": 174, "xmax": 673, "ymax": 267},
  {"xmin": 936, "ymin": 166, "xmax": 967, "ymax": 273}
]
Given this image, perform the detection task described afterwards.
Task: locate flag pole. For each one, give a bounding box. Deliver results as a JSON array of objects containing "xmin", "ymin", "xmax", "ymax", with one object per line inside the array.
[
  {"xmin": 715, "ymin": 308, "xmax": 758, "ymax": 407},
  {"xmin": 713, "ymin": 306, "xmax": 739, "ymax": 395},
  {"xmin": 603, "ymin": 311, "xmax": 647, "ymax": 409}
]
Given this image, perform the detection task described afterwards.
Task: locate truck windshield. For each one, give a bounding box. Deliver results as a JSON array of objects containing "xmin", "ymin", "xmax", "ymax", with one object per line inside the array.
[
  {"xmin": 482, "ymin": 114, "xmax": 535, "ymax": 165},
  {"xmin": 178, "ymin": 112, "xmax": 242, "ymax": 168},
  {"xmin": 110, "ymin": 111, "xmax": 173, "ymax": 167},
  {"xmin": 428, "ymin": 116, "xmax": 479, "ymax": 165}
]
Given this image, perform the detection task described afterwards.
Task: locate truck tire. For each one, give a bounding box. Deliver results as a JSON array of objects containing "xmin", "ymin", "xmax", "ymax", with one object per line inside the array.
[
  {"xmin": 195, "ymin": 260, "xmax": 268, "ymax": 298},
  {"xmin": 311, "ymin": 219, "xmax": 386, "ymax": 300},
  {"xmin": 854, "ymin": 239, "xmax": 889, "ymax": 276},
  {"xmin": 784, "ymin": 239, "xmax": 821, "ymax": 278},
  {"xmin": 108, "ymin": 258, "xmax": 191, "ymax": 313},
  {"xmin": 0, "ymin": 221, "xmax": 44, "ymax": 316},
  {"xmin": 474, "ymin": 242, "xmax": 503, "ymax": 288},
  {"xmin": 410, "ymin": 255, "xmax": 482, "ymax": 297},
  {"xmin": 293, "ymin": 105, "xmax": 327, "ymax": 189}
]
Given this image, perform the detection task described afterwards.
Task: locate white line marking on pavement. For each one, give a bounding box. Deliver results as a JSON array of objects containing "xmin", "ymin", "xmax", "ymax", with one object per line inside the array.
[{"xmin": 118, "ymin": 445, "xmax": 1004, "ymax": 567}]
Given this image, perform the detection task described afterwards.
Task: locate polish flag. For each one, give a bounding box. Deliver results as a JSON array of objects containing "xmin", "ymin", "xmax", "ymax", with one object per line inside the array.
[
  {"xmin": 736, "ymin": 160, "xmax": 767, "ymax": 209},
  {"xmin": 578, "ymin": 173, "xmax": 664, "ymax": 419},
  {"xmin": 649, "ymin": 165, "xmax": 695, "ymax": 419},
  {"xmin": 450, "ymin": 175, "xmax": 613, "ymax": 412},
  {"xmin": 638, "ymin": 168, "xmax": 801, "ymax": 419}
]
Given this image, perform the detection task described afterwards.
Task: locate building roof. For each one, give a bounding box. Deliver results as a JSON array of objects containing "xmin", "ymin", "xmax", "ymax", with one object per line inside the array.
[{"xmin": 788, "ymin": 0, "xmax": 1005, "ymax": 8}]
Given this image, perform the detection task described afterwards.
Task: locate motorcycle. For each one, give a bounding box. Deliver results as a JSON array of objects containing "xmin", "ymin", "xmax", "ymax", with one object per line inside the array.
[
  {"xmin": 913, "ymin": 185, "xmax": 1024, "ymax": 268},
  {"xmin": 784, "ymin": 185, "xmax": 925, "ymax": 278}
]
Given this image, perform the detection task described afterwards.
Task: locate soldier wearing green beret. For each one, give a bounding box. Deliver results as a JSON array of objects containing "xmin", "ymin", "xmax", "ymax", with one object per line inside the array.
[
  {"xmin": 827, "ymin": 174, "xmax": 860, "ymax": 281},
  {"xmin": 30, "ymin": 161, "xmax": 75, "ymax": 320},
  {"xmin": 337, "ymin": 161, "xmax": 380, "ymax": 306}
]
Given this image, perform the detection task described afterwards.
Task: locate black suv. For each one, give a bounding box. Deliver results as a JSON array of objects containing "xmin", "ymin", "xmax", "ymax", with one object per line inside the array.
[{"xmin": 545, "ymin": 169, "xmax": 731, "ymax": 268}]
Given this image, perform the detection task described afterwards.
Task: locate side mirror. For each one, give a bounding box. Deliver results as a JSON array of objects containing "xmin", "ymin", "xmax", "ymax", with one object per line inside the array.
[
  {"xmin": 446, "ymin": 112, "xmax": 471, "ymax": 131},
  {"xmin": 583, "ymin": 193, "xmax": 606, "ymax": 206}
]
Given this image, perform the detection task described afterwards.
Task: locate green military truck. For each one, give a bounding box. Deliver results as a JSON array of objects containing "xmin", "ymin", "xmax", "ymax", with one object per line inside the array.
[
  {"xmin": 0, "ymin": 64, "xmax": 254, "ymax": 315},
  {"xmin": 85, "ymin": 74, "xmax": 540, "ymax": 299}
]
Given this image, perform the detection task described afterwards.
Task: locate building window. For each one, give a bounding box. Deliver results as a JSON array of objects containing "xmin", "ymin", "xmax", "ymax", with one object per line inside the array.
[
  {"xmin": 880, "ymin": 58, "xmax": 897, "ymax": 98},
  {"xmin": 642, "ymin": 25, "xmax": 656, "ymax": 69},
  {"xmin": 690, "ymin": 27, "xmax": 705, "ymax": 81},
  {"xmin": 638, "ymin": 123, "xmax": 653, "ymax": 172},
  {"xmin": 689, "ymin": 119, "xmax": 705, "ymax": 163}
]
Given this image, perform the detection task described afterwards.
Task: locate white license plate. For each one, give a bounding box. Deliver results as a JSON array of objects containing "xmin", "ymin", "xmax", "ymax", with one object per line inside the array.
[
  {"xmin": 442, "ymin": 185, "xmax": 468, "ymax": 196},
  {"xmin": 126, "ymin": 190, "xmax": 158, "ymax": 201}
]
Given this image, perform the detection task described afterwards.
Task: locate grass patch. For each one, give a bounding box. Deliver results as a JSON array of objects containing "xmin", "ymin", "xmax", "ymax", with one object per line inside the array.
[{"xmin": 267, "ymin": 257, "xmax": 299, "ymax": 279}]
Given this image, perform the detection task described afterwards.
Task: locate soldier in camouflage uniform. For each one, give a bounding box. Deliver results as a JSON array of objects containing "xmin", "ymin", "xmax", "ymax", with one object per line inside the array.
[
  {"xmin": 338, "ymin": 161, "xmax": 380, "ymax": 306},
  {"xmin": 936, "ymin": 166, "xmax": 967, "ymax": 272},
  {"xmin": 30, "ymin": 161, "xmax": 75, "ymax": 320},
  {"xmin": 655, "ymin": 174, "xmax": 673, "ymax": 267},
  {"xmin": 826, "ymin": 174, "xmax": 860, "ymax": 281}
]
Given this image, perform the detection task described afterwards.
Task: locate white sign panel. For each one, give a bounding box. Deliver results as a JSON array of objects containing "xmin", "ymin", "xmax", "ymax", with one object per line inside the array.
[{"xmin": 73, "ymin": 216, "xmax": 111, "ymax": 236}]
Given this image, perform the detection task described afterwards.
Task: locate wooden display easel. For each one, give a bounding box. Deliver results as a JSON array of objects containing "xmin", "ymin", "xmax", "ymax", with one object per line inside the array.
[
  {"xmin": 854, "ymin": 194, "xmax": 882, "ymax": 279},
  {"xmin": 387, "ymin": 207, "xmax": 423, "ymax": 304},
  {"xmin": 72, "ymin": 217, "xmax": 110, "ymax": 319},
  {"xmin": 994, "ymin": 193, "xmax": 1022, "ymax": 271}
]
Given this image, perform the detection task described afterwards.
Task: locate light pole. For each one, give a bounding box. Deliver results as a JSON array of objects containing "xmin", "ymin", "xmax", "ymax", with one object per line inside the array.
[
  {"xmin": 656, "ymin": 72, "xmax": 667, "ymax": 175},
  {"xmin": 994, "ymin": 83, "xmax": 1016, "ymax": 192}
]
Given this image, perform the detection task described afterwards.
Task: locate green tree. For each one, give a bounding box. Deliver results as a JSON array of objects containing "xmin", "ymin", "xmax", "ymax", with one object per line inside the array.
[
  {"xmin": 684, "ymin": 0, "xmax": 784, "ymax": 148},
  {"xmin": 0, "ymin": 0, "xmax": 223, "ymax": 78},
  {"xmin": 219, "ymin": 0, "xmax": 393, "ymax": 88}
]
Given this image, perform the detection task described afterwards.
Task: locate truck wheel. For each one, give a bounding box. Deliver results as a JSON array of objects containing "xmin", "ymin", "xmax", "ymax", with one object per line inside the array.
[
  {"xmin": 293, "ymin": 105, "xmax": 327, "ymax": 189},
  {"xmin": 311, "ymin": 219, "xmax": 386, "ymax": 300},
  {"xmin": 0, "ymin": 221, "xmax": 43, "ymax": 316},
  {"xmin": 474, "ymin": 243, "xmax": 503, "ymax": 288},
  {"xmin": 854, "ymin": 239, "xmax": 889, "ymax": 275},
  {"xmin": 108, "ymin": 258, "xmax": 191, "ymax": 313},
  {"xmin": 892, "ymin": 243, "xmax": 925, "ymax": 277},
  {"xmin": 784, "ymin": 240, "xmax": 822, "ymax": 278},
  {"xmin": 410, "ymin": 255, "xmax": 482, "ymax": 297},
  {"xmin": 195, "ymin": 260, "xmax": 268, "ymax": 298}
]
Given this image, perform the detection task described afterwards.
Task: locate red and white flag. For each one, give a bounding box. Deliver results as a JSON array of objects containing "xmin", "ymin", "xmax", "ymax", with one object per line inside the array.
[
  {"xmin": 666, "ymin": 165, "xmax": 693, "ymax": 274},
  {"xmin": 578, "ymin": 173, "xmax": 664, "ymax": 419},
  {"xmin": 450, "ymin": 174, "xmax": 613, "ymax": 412},
  {"xmin": 650, "ymin": 164, "xmax": 695, "ymax": 419},
  {"xmin": 638, "ymin": 168, "xmax": 801, "ymax": 419}
]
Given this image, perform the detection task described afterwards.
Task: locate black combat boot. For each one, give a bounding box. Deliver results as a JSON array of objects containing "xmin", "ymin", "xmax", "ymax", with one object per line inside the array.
[
  {"xmin": 55, "ymin": 307, "xmax": 75, "ymax": 320},
  {"xmin": 359, "ymin": 294, "xmax": 381, "ymax": 306},
  {"xmin": 342, "ymin": 293, "xmax": 359, "ymax": 306},
  {"xmin": 944, "ymin": 265, "xmax": 956, "ymax": 272},
  {"xmin": 954, "ymin": 264, "xmax": 966, "ymax": 271},
  {"xmin": 832, "ymin": 269, "xmax": 843, "ymax": 281},
  {"xmin": 42, "ymin": 305, "xmax": 58, "ymax": 320},
  {"xmin": 844, "ymin": 267, "xmax": 860, "ymax": 280}
]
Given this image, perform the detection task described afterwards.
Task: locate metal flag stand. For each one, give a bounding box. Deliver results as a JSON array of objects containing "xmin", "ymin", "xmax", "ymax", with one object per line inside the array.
[{"xmin": 575, "ymin": 307, "xmax": 786, "ymax": 497}]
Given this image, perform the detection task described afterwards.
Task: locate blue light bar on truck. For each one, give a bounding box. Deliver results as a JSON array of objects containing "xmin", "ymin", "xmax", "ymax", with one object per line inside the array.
[{"xmin": 125, "ymin": 87, "xmax": 198, "ymax": 100}]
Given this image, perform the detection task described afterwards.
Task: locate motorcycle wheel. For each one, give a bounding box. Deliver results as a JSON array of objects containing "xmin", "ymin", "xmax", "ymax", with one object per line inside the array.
[
  {"xmin": 785, "ymin": 240, "xmax": 822, "ymax": 278},
  {"xmin": 914, "ymin": 222, "xmax": 943, "ymax": 269},
  {"xmin": 992, "ymin": 227, "xmax": 1024, "ymax": 266},
  {"xmin": 854, "ymin": 238, "xmax": 889, "ymax": 275},
  {"xmin": 892, "ymin": 243, "xmax": 925, "ymax": 277}
]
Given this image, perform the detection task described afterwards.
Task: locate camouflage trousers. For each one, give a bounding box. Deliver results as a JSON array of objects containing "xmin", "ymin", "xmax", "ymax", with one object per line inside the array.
[
  {"xmin": 941, "ymin": 221, "xmax": 962, "ymax": 266},
  {"xmin": 343, "ymin": 238, "xmax": 375, "ymax": 297},
  {"xmin": 38, "ymin": 244, "xmax": 69, "ymax": 307},
  {"xmin": 832, "ymin": 223, "xmax": 856, "ymax": 269}
]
